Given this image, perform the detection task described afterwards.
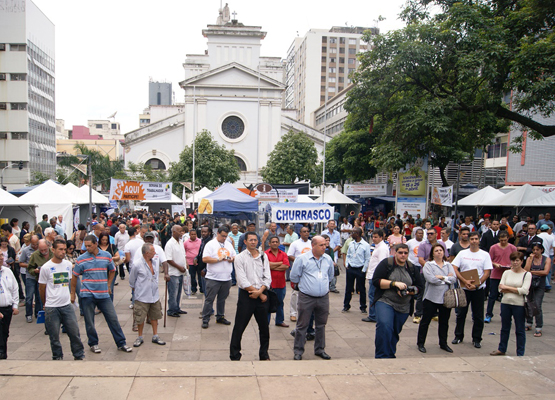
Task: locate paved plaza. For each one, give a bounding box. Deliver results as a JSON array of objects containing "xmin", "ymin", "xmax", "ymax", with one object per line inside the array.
[{"xmin": 2, "ymin": 264, "xmax": 555, "ymax": 399}]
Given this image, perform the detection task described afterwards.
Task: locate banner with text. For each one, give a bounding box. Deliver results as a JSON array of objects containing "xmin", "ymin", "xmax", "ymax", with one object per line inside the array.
[
  {"xmin": 396, "ymin": 197, "xmax": 427, "ymax": 217},
  {"xmin": 344, "ymin": 184, "xmax": 387, "ymax": 196},
  {"xmin": 432, "ymin": 186, "xmax": 454, "ymax": 207},
  {"xmin": 271, "ymin": 203, "xmax": 334, "ymax": 223},
  {"xmin": 109, "ymin": 179, "xmax": 173, "ymax": 201},
  {"xmin": 256, "ymin": 189, "xmax": 298, "ymax": 203}
]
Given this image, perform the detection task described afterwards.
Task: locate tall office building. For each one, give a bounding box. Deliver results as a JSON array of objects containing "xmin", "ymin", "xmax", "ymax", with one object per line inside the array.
[
  {"xmin": 149, "ymin": 81, "xmax": 173, "ymax": 106},
  {"xmin": 0, "ymin": 0, "xmax": 56, "ymax": 189},
  {"xmin": 285, "ymin": 26, "xmax": 378, "ymax": 125}
]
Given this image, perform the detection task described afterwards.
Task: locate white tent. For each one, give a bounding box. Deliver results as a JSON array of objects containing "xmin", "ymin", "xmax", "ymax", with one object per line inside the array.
[
  {"xmin": 64, "ymin": 183, "xmax": 90, "ymax": 204},
  {"xmin": 78, "ymin": 185, "xmax": 109, "ymax": 204},
  {"xmin": 520, "ymin": 190, "xmax": 555, "ymax": 207},
  {"xmin": 458, "ymin": 186, "xmax": 505, "ymax": 207},
  {"xmin": 186, "ymin": 187, "xmax": 213, "ymax": 203},
  {"xmin": 0, "ymin": 187, "xmax": 36, "ymax": 225},
  {"xmin": 479, "ymin": 184, "xmax": 545, "ymax": 207},
  {"xmin": 297, "ymin": 195, "xmax": 315, "ymax": 203},
  {"xmin": 314, "ymin": 187, "xmax": 358, "ymax": 204},
  {"xmin": 19, "ymin": 180, "xmax": 74, "ymax": 229}
]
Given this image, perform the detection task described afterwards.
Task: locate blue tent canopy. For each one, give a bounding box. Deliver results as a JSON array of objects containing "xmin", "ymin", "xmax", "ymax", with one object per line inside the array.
[{"xmin": 200, "ymin": 183, "xmax": 258, "ymax": 213}]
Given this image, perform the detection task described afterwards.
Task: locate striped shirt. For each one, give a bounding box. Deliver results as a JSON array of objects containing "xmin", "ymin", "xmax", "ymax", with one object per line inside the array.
[{"xmin": 73, "ymin": 249, "xmax": 115, "ymax": 298}]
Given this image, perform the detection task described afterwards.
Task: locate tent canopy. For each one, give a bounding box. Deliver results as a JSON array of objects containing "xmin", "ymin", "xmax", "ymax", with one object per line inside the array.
[
  {"xmin": 0, "ymin": 187, "xmax": 35, "ymax": 206},
  {"xmin": 520, "ymin": 190, "xmax": 555, "ymax": 207},
  {"xmin": 200, "ymin": 183, "xmax": 258, "ymax": 213},
  {"xmin": 458, "ymin": 186, "xmax": 505, "ymax": 207},
  {"xmin": 186, "ymin": 187, "xmax": 213, "ymax": 203},
  {"xmin": 18, "ymin": 180, "xmax": 73, "ymax": 227},
  {"xmin": 63, "ymin": 183, "xmax": 90, "ymax": 204},
  {"xmin": 78, "ymin": 185, "xmax": 110, "ymax": 204},
  {"xmin": 297, "ymin": 195, "xmax": 315, "ymax": 203},
  {"xmin": 314, "ymin": 187, "xmax": 357, "ymax": 204},
  {"xmin": 479, "ymin": 184, "xmax": 544, "ymax": 207}
]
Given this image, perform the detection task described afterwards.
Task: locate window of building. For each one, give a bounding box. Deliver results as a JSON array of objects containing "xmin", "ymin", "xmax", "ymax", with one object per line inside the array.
[
  {"xmin": 10, "ymin": 73, "xmax": 26, "ymax": 81},
  {"xmin": 339, "ymin": 47, "xmax": 345, "ymax": 54},
  {"xmin": 322, "ymin": 37, "xmax": 327, "ymax": 43},
  {"xmin": 96, "ymin": 124, "xmax": 102, "ymax": 129},
  {"xmin": 348, "ymin": 58, "xmax": 355, "ymax": 64},
  {"xmin": 0, "ymin": 73, "xmax": 5, "ymax": 81},
  {"xmin": 221, "ymin": 115, "xmax": 245, "ymax": 139},
  {"xmin": 0, "ymin": 132, "xmax": 7, "ymax": 139},
  {"xmin": 235, "ymin": 156, "xmax": 247, "ymax": 172},
  {"xmin": 328, "ymin": 87, "xmax": 336, "ymax": 92},
  {"xmin": 330, "ymin": 38, "xmax": 337, "ymax": 44},
  {"xmin": 340, "ymin": 37, "xmax": 346, "ymax": 44},
  {"xmin": 349, "ymin": 38, "xmax": 357, "ymax": 45},
  {"xmin": 349, "ymin": 48, "xmax": 356, "ymax": 54},
  {"xmin": 329, "ymin": 67, "xmax": 336, "ymax": 73},
  {"xmin": 339, "ymin": 77, "xmax": 344, "ymax": 83},
  {"xmin": 10, "ymin": 44, "xmax": 26, "ymax": 51},
  {"xmin": 11, "ymin": 132, "xmax": 27, "ymax": 140},
  {"xmin": 321, "ymin": 95, "xmax": 325, "ymax": 102},
  {"xmin": 321, "ymin": 66, "xmax": 326, "ymax": 72},
  {"xmin": 338, "ymin": 86, "xmax": 343, "ymax": 91},
  {"xmin": 140, "ymin": 119, "xmax": 150, "ymax": 124},
  {"xmin": 321, "ymin": 86, "xmax": 326, "ymax": 91},
  {"xmin": 322, "ymin": 46, "xmax": 327, "ymax": 53},
  {"xmin": 10, "ymin": 103, "xmax": 27, "ymax": 110},
  {"xmin": 111, "ymin": 123, "xmax": 117, "ymax": 129},
  {"xmin": 339, "ymin": 57, "xmax": 345, "ymax": 64},
  {"xmin": 329, "ymin": 77, "xmax": 336, "ymax": 83},
  {"xmin": 329, "ymin": 57, "xmax": 336, "ymax": 63},
  {"xmin": 348, "ymin": 68, "xmax": 355, "ymax": 74},
  {"xmin": 330, "ymin": 48, "xmax": 337, "ymax": 53},
  {"xmin": 321, "ymin": 56, "xmax": 326, "ymax": 62},
  {"xmin": 487, "ymin": 143, "xmax": 507, "ymax": 159},
  {"xmin": 0, "ymin": 44, "xmax": 5, "ymax": 51},
  {"xmin": 145, "ymin": 158, "xmax": 166, "ymax": 170},
  {"xmin": 339, "ymin": 67, "xmax": 345, "ymax": 73}
]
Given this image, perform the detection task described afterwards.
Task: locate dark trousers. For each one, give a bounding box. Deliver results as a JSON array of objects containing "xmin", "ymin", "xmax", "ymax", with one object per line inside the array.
[
  {"xmin": 417, "ymin": 299, "xmax": 452, "ymax": 347},
  {"xmin": 189, "ymin": 264, "xmax": 204, "ymax": 293},
  {"xmin": 526, "ymin": 287, "xmax": 545, "ymax": 329},
  {"xmin": 230, "ymin": 289, "xmax": 270, "ymax": 360},
  {"xmin": 202, "ymin": 278, "xmax": 231, "ymax": 322},
  {"xmin": 343, "ymin": 266, "xmax": 366, "ymax": 310},
  {"xmin": 294, "ymin": 292, "xmax": 329, "ymax": 356},
  {"xmin": 375, "ymin": 301, "xmax": 408, "ymax": 359},
  {"xmin": 119, "ymin": 262, "xmax": 127, "ymax": 279},
  {"xmin": 0, "ymin": 306, "xmax": 13, "ymax": 357},
  {"xmin": 486, "ymin": 278, "xmax": 501, "ymax": 318},
  {"xmin": 498, "ymin": 303, "xmax": 526, "ymax": 356},
  {"xmin": 454, "ymin": 288, "xmax": 485, "ymax": 342},
  {"xmin": 13, "ymin": 263, "xmax": 24, "ymax": 299},
  {"xmin": 44, "ymin": 304, "xmax": 85, "ymax": 360},
  {"xmin": 25, "ymin": 277, "xmax": 42, "ymax": 317}
]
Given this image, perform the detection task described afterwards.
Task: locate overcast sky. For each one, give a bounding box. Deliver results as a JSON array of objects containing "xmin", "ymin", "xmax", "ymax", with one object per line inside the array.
[{"xmin": 32, "ymin": 0, "xmax": 408, "ymax": 134}]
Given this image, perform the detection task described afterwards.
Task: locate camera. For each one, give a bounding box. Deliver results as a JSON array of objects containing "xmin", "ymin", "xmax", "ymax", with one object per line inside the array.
[{"xmin": 399, "ymin": 286, "xmax": 419, "ymax": 296}]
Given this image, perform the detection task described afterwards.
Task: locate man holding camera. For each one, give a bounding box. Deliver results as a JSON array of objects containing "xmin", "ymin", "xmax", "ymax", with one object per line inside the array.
[{"xmin": 372, "ymin": 243, "xmax": 423, "ymax": 358}]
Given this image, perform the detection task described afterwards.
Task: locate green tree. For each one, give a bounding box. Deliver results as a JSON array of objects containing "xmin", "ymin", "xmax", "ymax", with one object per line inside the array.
[
  {"xmin": 260, "ymin": 130, "xmax": 319, "ymax": 184},
  {"xmin": 168, "ymin": 130, "xmax": 240, "ymax": 193},
  {"xmin": 346, "ymin": 0, "xmax": 555, "ymax": 184},
  {"xmin": 29, "ymin": 171, "xmax": 51, "ymax": 186},
  {"xmin": 113, "ymin": 162, "xmax": 168, "ymax": 182}
]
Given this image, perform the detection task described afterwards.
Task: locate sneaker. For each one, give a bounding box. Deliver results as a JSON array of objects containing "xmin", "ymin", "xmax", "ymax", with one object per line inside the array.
[
  {"xmin": 361, "ymin": 317, "xmax": 376, "ymax": 323},
  {"xmin": 290, "ymin": 316, "xmax": 297, "ymax": 322},
  {"xmin": 129, "ymin": 304, "xmax": 134, "ymax": 309},
  {"xmin": 202, "ymin": 321, "xmax": 209, "ymax": 329},
  {"xmin": 360, "ymin": 308, "xmax": 367, "ymax": 314},
  {"xmin": 118, "ymin": 345, "xmax": 133, "ymax": 352},
  {"xmin": 26, "ymin": 316, "xmax": 32, "ymax": 323},
  {"xmin": 74, "ymin": 356, "xmax": 85, "ymax": 360},
  {"xmin": 90, "ymin": 345, "xmax": 101, "ymax": 353},
  {"xmin": 133, "ymin": 337, "xmax": 144, "ymax": 347},
  {"xmin": 484, "ymin": 315, "xmax": 492, "ymax": 323},
  {"xmin": 341, "ymin": 307, "xmax": 350, "ymax": 313},
  {"xmin": 152, "ymin": 336, "xmax": 166, "ymax": 345},
  {"xmin": 413, "ymin": 316, "xmax": 421, "ymax": 324},
  {"xmin": 290, "ymin": 329, "xmax": 296, "ymax": 337},
  {"xmin": 216, "ymin": 318, "xmax": 231, "ymax": 325}
]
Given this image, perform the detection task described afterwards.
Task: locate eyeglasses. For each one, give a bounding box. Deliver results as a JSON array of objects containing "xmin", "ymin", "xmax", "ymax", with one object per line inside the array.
[
  {"xmin": 427, "ymin": 232, "xmax": 436, "ymax": 235},
  {"xmin": 397, "ymin": 251, "xmax": 409, "ymax": 255}
]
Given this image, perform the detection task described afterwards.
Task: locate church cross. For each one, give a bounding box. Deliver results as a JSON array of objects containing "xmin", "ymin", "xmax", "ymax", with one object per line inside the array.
[{"xmin": 232, "ymin": 10, "xmax": 237, "ymax": 19}]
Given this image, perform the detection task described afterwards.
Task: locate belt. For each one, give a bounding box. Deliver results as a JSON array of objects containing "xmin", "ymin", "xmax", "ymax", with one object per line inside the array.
[{"xmin": 348, "ymin": 265, "xmax": 363, "ymax": 269}]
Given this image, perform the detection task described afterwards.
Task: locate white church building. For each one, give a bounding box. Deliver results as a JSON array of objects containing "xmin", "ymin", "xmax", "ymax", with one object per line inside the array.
[{"xmin": 124, "ymin": 10, "xmax": 327, "ymax": 184}]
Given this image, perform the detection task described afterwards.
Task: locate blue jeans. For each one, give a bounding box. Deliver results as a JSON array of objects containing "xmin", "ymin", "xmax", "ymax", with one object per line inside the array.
[
  {"xmin": 546, "ymin": 256, "xmax": 553, "ymax": 289},
  {"xmin": 44, "ymin": 304, "xmax": 85, "ymax": 359},
  {"xmin": 498, "ymin": 303, "xmax": 526, "ymax": 356},
  {"xmin": 486, "ymin": 279, "xmax": 501, "ymax": 318},
  {"xmin": 267, "ymin": 287, "xmax": 286, "ymax": 325},
  {"xmin": 25, "ymin": 277, "xmax": 42, "ymax": 317},
  {"xmin": 375, "ymin": 301, "xmax": 409, "ymax": 359},
  {"xmin": 168, "ymin": 275, "xmax": 183, "ymax": 314},
  {"xmin": 367, "ymin": 281, "xmax": 376, "ymax": 321},
  {"xmin": 81, "ymin": 296, "xmax": 127, "ymax": 348}
]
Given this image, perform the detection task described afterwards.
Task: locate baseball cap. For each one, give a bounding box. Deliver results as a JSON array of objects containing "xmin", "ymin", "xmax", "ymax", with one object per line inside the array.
[
  {"xmin": 144, "ymin": 232, "xmax": 155, "ymax": 239},
  {"xmin": 247, "ymin": 221, "xmax": 256, "ymax": 226},
  {"xmin": 540, "ymin": 224, "xmax": 550, "ymax": 231},
  {"xmin": 484, "ymin": 214, "xmax": 491, "ymax": 218}
]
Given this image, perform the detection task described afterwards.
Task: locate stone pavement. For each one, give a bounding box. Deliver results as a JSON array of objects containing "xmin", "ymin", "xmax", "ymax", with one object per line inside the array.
[{"xmin": 2, "ymin": 264, "xmax": 555, "ymax": 399}]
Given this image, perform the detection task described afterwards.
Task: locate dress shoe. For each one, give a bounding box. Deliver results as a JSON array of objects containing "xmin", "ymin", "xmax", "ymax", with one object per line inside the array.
[
  {"xmin": 294, "ymin": 354, "xmax": 302, "ymax": 360},
  {"xmin": 473, "ymin": 341, "xmax": 482, "ymax": 349},
  {"xmin": 361, "ymin": 317, "xmax": 376, "ymax": 322},
  {"xmin": 417, "ymin": 345, "xmax": 427, "ymax": 353},
  {"xmin": 331, "ymin": 289, "xmax": 339, "ymax": 293},
  {"xmin": 178, "ymin": 310, "xmax": 188, "ymax": 314},
  {"xmin": 360, "ymin": 308, "xmax": 367, "ymax": 314},
  {"xmin": 315, "ymin": 352, "xmax": 331, "ymax": 360},
  {"xmin": 440, "ymin": 345, "xmax": 453, "ymax": 353},
  {"xmin": 168, "ymin": 312, "xmax": 180, "ymax": 318},
  {"xmin": 341, "ymin": 306, "xmax": 350, "ymax": 313},
  {"xmin": 275, "ymin": 322, "xmax": 289, "ymax": 327},
  {"xmin": 0, "ymin": 352, "xmax": 7, "ymax": 360},
  {"xmin": 451, "ymin": 338, "xmax": 462, "ymax": 345},
  {"xmin": 202, "ymin": 321, "xmax": 209, "ymax": 329},
  {"xmin": 216, "ymin": 318, "xmax": 231, "ymax": 325},
  {"xmin": 490, "ymin": 350, "xmax": 505, "ymax": 356},
  {"xmin": 306, "ymin": 333, "xmax": 315, "ymax": 341},
  {"xmin": 290, "ymin": 316, "xmax": 297, "ymax": 322}
]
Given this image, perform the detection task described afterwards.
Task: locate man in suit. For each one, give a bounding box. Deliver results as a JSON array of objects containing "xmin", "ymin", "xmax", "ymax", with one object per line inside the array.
[
  {"xmin": 516, "ymin": 223, "xmax": 543, "ymax": 260},
  {"xmin": 480, "ymin": 220, "xmax": 500, "ymax": 252}
]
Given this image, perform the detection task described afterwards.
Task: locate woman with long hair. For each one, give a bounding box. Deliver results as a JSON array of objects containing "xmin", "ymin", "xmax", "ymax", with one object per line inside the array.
[
  {"xmin": 387, "ymin": 225, "xmax": 407, "ymax": 256},
  {"xmin": 98, "ymin": 232, "xmax": 120, "ymax": 298},
  {"xmin": 71, "ymin": 224, "xmax": 87, "ymax": 254},
  {"xmin": 524, "ymin": 244, "xmax": 551, "ymax": 337}
]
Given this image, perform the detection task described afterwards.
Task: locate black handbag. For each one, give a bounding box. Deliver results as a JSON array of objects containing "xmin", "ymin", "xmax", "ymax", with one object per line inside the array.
[
  {"xmin": 522, "ymin": 272, "xmax": 540, "ymax": 318},
  {"xmin": 267, "ymin": 289, "xmax": 279, "ymax": 313}
]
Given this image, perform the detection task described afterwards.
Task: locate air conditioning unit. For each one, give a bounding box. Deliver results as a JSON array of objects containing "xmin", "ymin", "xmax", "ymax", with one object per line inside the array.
[{"xmin": 0, "ymin": 74, "xmax": 6, "ymax": 81}]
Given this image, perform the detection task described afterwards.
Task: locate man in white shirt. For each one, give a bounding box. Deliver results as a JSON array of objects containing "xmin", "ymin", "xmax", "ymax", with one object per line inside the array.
[
  {"xmin": 362, "ymin": 229, "xmax": 389, "ymax": 322},
  {"xmin": 0, "ymin": 251, "xmax": 20, "ymax": 359},
  {"xmin": 114, "ymin": 224, "xmax": 130, "ymax": 280},
  {"xmin": 124, "ymin": 227, "xmax": 144, "ymax": 315},
  {"xmin": 451, "ymin": 231, "xmax": 493, "ymax": 348},
  {"xmin": 56, "ymin": 215, "xmax": 66, "ymax": 238},
  {"xmin": 407, "ymin": 228, "xmax": 424, "ymax": 266},
  {"xmin": 164, "ymin": 225, "xmax": 187, "ymax": 318},
  {"xmin": 441, "ymin": 228, "xmax": 454, "ymax": 251},
  {"xmin": 39, "ymin": 239, "xmax": 85, "ymax": 360},
  {"xmin": 287, "ymin": 227, "xmax": 312, "ymax": 322},
  {"xmin": 201, "ymin": 226, "xmax": 236, "ymax": 329}
]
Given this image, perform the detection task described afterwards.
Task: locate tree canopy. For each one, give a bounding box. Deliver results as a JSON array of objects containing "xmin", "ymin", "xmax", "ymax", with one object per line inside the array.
[
  {"xmin": 345, "ymin": 0, "xmax": 555, "ymax": 185},
  {"xmin": 168, "ymin": 130, "xmax": 240, "ymax": 193},
  {"xmin": 260, "ymin": 130, "xmax": 319, "ymax": 185}
]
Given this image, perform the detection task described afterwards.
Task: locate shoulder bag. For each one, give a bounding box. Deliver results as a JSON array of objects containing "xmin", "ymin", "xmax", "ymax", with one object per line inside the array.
[
  {"xmin": 443, "ymin": 266, "xmax": 467, "ymax": 308},
  {"xmin": 522, "ymin": 272, "xmax": 540, "ymax": 318}
]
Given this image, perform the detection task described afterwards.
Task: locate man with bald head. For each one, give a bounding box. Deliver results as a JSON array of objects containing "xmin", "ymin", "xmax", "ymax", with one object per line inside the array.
[
  {"xmin": 80, "ymin": 223, "xmax": 105, "ymax": 253},
  {"xmin": 290, "ymin": 236, "xmax": 334, "ymax": 361},
  {"xmin": 25, "ymin": 239, "xmax": 53, "ymax": 322}
]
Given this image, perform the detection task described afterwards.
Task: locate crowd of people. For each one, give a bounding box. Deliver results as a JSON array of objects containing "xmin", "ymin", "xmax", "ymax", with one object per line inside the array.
[{"xmin": 0, "ymin": 209, "xmax": 552, "ymax": 361}]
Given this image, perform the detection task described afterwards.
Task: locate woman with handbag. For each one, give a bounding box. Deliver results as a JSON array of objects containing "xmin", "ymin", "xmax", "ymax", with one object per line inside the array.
[
  {"xmin": 417, "ymin": 243, "xmax": 457, "ymax": 353},
  {"xmin": 524, "ymin": 244, "xmax": 551, "ymax": 337},
  {"xmin": 490, "ymin": 251, "xmax": 531, "ymax": 356}
]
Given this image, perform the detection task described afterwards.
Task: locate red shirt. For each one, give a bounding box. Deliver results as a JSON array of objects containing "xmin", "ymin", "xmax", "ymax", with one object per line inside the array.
[
  {"xmin": 265, "ymin": 248, "xmax": 289, "ymax": 289},
  {"xmin": 489, "ymin": 243, "xmax": 517, "ymax": 280}
]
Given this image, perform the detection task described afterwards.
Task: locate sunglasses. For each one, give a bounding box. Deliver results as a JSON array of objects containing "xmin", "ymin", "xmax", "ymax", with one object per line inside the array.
[{"xmin": 397, "ymin": 251, "xmax": 409, "ymax": 255}]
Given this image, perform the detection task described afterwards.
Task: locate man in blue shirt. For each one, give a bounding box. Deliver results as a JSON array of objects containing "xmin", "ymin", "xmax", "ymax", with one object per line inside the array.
[
  {"xmin": 71, "ymin": 235, "xmax": 132, "ymax": 354},
  {"xmin": 290, "ymin": 236, "xmax": 334, "ymax": 361},
  {"xmin": 343, "ymin": 227, "xmax": 371, "ymax": 313}
]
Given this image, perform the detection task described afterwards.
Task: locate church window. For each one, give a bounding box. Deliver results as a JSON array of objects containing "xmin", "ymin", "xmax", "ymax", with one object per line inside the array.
[
  {"xmin": 222, "ymin": 116, "xmax": 245, "ymax": 139},
  {"xmin": 235, "ymin": 156, "xmax": 247, "ymax": 172},
  {"xmin": 145, "ymin": 158, "xmax": 166, "ymax": 170}
]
